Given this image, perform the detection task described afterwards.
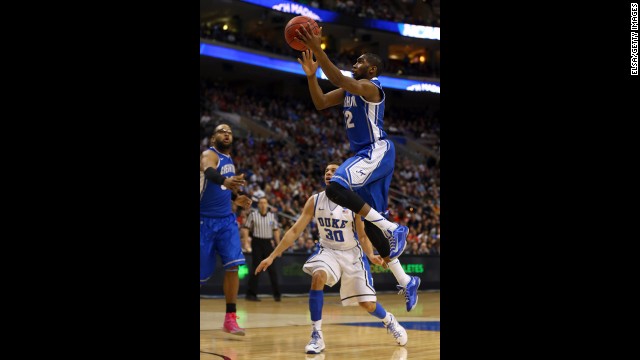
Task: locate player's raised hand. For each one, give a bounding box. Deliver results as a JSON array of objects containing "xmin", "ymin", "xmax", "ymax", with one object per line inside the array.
[
  {"xmin": 255, "ymin": 257, "xmax": 274, "ymax": 274},
  {"xmin": 296, "ymin": 23, "xmax": 323, "ymax": 52},
  {"xmin": 297, "ymin": 49, "xmax": 318, "ymax": 76}
]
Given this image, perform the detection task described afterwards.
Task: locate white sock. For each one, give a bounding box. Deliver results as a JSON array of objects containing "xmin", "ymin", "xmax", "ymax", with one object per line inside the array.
[
  {"xmin": 312, "ymin": 320, "xmax": 322, "ymax": 331},
  {"xmin": 364, "ymin": 209, "xmax": 398, "ymax": 233},
  {"xmin": 388, "ymin": 258, "xmax": 411, "ymax": 287},
  {"xmin": 382, "ymin": 312, "xmax": 392, "ymax": 325}
]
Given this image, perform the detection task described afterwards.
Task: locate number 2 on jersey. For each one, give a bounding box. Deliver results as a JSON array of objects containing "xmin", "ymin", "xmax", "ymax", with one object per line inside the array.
[{"xmin": 344, "ymin": 110, "xmax": 355, "ymax": 128}]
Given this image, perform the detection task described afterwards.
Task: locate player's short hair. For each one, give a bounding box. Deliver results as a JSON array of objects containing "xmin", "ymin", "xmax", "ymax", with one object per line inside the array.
[
  {"xmin": 327, "ymin": 159, "xmax": 342, "ymax": 167},
  {"xmin": 363, "ymin": 53, "xmax": 383, "ymax": 76},
  {"xmin": 214, "ymin": 122, "xmax": 232, "ymax": 133}
]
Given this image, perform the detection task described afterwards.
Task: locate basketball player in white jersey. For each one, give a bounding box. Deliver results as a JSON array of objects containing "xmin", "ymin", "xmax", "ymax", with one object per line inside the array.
[
  {"xmin": 293, "ymin": 25, "xmax": 421, "ymax": 312},
  {"xmin": 255, "ymin": 161, "xmax": 408, "ymax": 354}
]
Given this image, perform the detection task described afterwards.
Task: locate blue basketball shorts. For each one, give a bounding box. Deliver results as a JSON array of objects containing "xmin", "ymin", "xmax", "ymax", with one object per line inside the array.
[
  {"xmin": 330, "ymin": 139, "xmax": 395, "ymax": 213},
  {"xmin": 200, "ymin": 213, "xmax": 245, "ymax": 284}
]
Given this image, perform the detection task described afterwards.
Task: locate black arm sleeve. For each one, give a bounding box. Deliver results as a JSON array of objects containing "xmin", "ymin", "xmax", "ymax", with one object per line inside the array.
[{"xmin": 204, "ymin": 167, "xmax": 226, "ymax": 185}]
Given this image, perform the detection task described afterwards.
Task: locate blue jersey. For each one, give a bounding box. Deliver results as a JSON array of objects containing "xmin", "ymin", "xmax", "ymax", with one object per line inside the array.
[
  {"xmin": 343, "ymin": 77, "xmax": 388, "ymax": 153},
  {"xmin": 200, "ymin": 146, "xmax": 235, "ymax": 217}
]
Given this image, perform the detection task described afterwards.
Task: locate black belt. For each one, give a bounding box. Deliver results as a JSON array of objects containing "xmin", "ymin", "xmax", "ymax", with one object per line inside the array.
[{"xmin": 252, "ymin": 237, "xmax": 272, "ymax": 241}]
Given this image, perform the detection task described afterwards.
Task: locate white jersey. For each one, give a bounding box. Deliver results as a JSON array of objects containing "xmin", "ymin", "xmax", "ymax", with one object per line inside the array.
[
  {"xmin": 304, "ymin": 191, "xmax": 377, "ymax": 306},
  {"xmin": 313, "ymin": 191, "xmax": 358, "ymax": 250}
]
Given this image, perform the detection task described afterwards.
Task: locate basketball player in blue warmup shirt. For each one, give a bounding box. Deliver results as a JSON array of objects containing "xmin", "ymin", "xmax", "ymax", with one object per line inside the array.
[
  {"xmin": 200, "ymin": 123, "xmax": 253, "ymax": 335},
  {"xmin": 294, "ymin": 25, "xmax": 421, "ymax": 311}
]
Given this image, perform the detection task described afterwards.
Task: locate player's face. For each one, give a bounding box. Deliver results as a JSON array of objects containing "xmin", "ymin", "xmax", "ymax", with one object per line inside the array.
[
  {"xmin": 212, "ymin": 126, "xmax": 233, "ymax": 151},
  {"xmin": 352, "ymin": 56, "xmax": 372, "ymax": 80},
  {"xmin": 324, "ymin": 164, "xmax": 339, "ymax": 185}
]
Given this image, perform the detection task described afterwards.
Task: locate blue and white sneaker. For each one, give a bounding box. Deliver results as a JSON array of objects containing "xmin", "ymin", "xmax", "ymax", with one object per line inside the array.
[
  {"xmin": 305, "ymin": 329, "xmax": 325, "ymax": 354},
  {"xmin": 388, "ymin": 225, "xmax": 408, "ymax": 259},
  {"xmin": 397, "ymin": 276, "xmax": 421, "ymax": 312}
]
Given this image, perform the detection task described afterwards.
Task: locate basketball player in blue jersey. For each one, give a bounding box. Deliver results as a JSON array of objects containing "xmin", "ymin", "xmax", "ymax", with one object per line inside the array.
[
  {"xmin": 293, "ymin": 25, "xmax": 421, "ymax": 312},
  {"xmin": 255, "ymin": 161, "xmax": 408, "ymax": 354},
  {"xmin": 200, "ymin": 123, "xmax": 253, "ymax": 336}
]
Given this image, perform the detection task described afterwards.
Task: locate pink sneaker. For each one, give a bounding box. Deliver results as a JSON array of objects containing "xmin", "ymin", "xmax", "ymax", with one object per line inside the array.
[{"xmin": 222, "ymin": 312, "xmax": 245, "ymax": 336}]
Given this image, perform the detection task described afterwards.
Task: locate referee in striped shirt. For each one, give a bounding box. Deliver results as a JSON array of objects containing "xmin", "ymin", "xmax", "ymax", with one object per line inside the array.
[{"xmin": 241, "ymin": 197, "xmax": 281, "ymax": 301}]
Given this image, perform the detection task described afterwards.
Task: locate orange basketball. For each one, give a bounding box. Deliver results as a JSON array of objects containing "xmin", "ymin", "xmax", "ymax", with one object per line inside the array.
[{"xmin": 284, "ymin": 16, "xmax": 320, "ymax": 52}]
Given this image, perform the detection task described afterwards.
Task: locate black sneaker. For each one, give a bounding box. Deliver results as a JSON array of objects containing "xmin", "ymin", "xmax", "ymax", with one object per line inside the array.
[
  {"xmin": 245, "ymin": 294, "xmax": 261, "ymax": 302},
  {"xmin": 274, "ymin": 295, "xmax": 282, "ymax": 302}
]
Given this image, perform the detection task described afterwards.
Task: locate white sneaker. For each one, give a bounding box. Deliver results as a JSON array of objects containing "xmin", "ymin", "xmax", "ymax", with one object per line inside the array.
[
  {"xmin": 305, "ymin": 329, "xmax": 325, "ymax": 354},
  {"xmin": 384, "ymin": 314, "xmax": 408, "ymax": 346}
]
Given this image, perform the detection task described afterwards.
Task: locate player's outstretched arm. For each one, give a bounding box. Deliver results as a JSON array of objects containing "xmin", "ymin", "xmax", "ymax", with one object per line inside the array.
[
  {"xmin": 296, "ymin": 24, "xmax": 378, "ymax": 99},
  {"xmin": 298, "ymin": 49, "xmax": 344, "ymax": 110},
  {"xmin": 255, "ymin": 195, "xmax": 316, "ymax": 274}
]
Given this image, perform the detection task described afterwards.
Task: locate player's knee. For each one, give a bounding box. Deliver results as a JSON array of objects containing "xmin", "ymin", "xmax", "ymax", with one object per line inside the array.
[
  {"xmin": 312, "ymin": 270, "xmax": 327, "ymax": 282},
  {"xmin": 326, "ymin": 182, "xmax": 365, "ymax": 211},
  {"xmin": 311, "ymin": 270, "xmax": 327, "ymax": 288},
  {"xmin": 359, "ymin": 301, "xmax": 376, "ymax": 312},
  {"xmin": 325, "ymin": 182, "xmax": 344, "ymax": 203}
]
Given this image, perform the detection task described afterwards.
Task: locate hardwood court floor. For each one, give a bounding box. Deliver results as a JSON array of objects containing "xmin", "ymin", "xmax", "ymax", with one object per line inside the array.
[{"xmin": 200, "ymin": 291, "xmax": 440, "ymax": 360}]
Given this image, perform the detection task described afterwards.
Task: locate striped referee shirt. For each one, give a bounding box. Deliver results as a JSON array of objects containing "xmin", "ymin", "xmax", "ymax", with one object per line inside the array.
[{"xmin": 244, "ymin": 210, "xmax": 278, "ymax": 239}]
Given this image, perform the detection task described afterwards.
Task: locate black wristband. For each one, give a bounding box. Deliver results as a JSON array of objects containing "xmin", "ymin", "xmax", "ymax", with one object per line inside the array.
[{"xmin": 204, "ymin": 167, "xmax": 226, "ymax": 185}]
